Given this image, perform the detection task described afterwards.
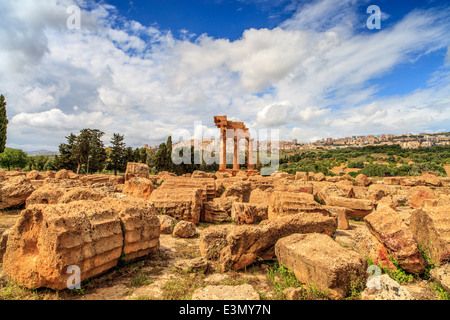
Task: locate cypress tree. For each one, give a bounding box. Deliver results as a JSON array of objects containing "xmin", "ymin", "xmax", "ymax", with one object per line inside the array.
[{"xmin": 0, "ymin": 94, "xmax": 8, "ymax": 153}]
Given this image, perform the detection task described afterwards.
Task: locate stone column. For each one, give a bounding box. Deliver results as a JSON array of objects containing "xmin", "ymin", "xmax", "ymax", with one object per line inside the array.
[
  {"xmin": 219, "ymin": 128, "xmax": 227, "ymax": 172},
  {"xmin": 233, "ymin": 136, "xmax": 239, "ymax": 171},
  {"xmin": 247, "ymin": 138, "xmax": 254, "ymax": 170}
]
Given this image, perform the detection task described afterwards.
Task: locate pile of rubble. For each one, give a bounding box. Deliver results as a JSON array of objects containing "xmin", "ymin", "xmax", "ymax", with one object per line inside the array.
[{"xmin": 0, "ymin": 164, "xmax": 448, "ymax": 299}]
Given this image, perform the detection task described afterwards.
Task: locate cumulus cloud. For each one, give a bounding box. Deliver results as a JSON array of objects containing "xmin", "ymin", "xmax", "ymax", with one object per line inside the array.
[{"xmin": 257, "ymin": 101, "xmax": 293, "ymax": 127}]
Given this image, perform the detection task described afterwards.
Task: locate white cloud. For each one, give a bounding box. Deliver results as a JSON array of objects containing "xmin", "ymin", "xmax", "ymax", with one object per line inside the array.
[{"xmin": 257, "ymin": 101, "xmax": 293, "ymax": 127}]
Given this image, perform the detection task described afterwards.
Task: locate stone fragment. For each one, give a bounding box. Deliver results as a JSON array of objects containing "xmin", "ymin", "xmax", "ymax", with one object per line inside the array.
[
  {"xmin": 221, "ymin": 181, "xmax": 252, "ymax": 203},
  {"xmin": 364, "ymin": 207, "xmax": 426, "ymax": 274},
  {"xmin": 199, "ymin": 225, "xmax": 234, "ymax": 260},
  {"xmin": 158, "ymin": 215, "xmax": 177, "ymax": 234},
  {"xmin": 275, "ymin": 233, "xmax": 366, "ymax": 300},
  {"xmin": 216, "ymin": 212, "xmax": 337, "ymax": 271},
  {"xmin": 0, "ymin": 176, "xmax": 35, "ymax": 209},
  {"xmin": 410, "ymin": 205, "xmax": 450, "ymax": 266},
  {"xmin": 202, "ymin": 197, "xmax": 234, "ymax": 223},
  {"xmin": 2, "ymin": 197, "xmax": 160, "ymax": 289},
  {"xmin": 430, "ymin": 264, "xmax": 450, "ymax": 293},
  {"xmin": 355, "ymin": 174, "xmax": 372, "ymax": 187},
  {"xmin": 407, "ymin": 186, "xmax": 436, "ymax": 209},
  {"xmin": 173, "ymin": 220, "xmax": 197, "ymax": 238},
  {"xmin": 125, "ymin": 162, "xmax": 150, "ymax": 181},
  {"xmin": 361, "ymin": 274, "xmax": 414, "ymax": 300},
  {"xmin": 150, "ymin": 188, "xmax": 203, "ymax": 224},
  {"xmin": 268, "ymin": 191, "xmax": 323, "ymax": 219},
  {"xmin": 325, "ymin": 196, "xmax": 373, "ymax": 218},
  {"xmin": 174, "ymin": 257, "xmax": 210, "ymax": 273},
  {"xmin": 122, "ymin": 177, "xmax": 154, "ymax": 200},
  {"xmin": 231, "ymin": 202, "xmax": 268, "ymax": 225}
]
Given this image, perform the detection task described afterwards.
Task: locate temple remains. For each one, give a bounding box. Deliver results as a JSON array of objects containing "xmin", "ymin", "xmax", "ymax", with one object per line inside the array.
[{"xmin": 214, "ymin": 115, "xmax": 258, "ymax": 176}]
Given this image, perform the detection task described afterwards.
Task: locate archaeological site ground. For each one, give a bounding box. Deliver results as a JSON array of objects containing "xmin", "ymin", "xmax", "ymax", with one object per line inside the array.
[{"xmin": 0, "ymin": 159, "xmax": 449, "ymax": 303}]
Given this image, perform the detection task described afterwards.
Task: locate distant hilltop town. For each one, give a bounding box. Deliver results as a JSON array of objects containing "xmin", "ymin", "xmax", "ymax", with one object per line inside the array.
[{"xmin": 143, "ymin": 132, "xmax": 450, "ymax": 152}]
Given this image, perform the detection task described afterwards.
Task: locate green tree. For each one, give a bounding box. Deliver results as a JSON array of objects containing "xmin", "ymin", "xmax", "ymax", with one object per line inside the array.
[
  {"xmin": 133, "ymin": 148, "xmax": 142, "ymax": 163},
  {"xmin": 165, "ymin": 136, "xmax": 174, "ymax": 172},
  {"xmin": 0, "ymin": 94, "xmax": 8, "ymax": 153},
  {"xmin": 55, "ymin": 133, "xmax": 78, "ymax": 171},
  {"xmin": 155, "ymin": 142, "xmax": 167, "ymax": 172},
  {"xmin": 28, "ymin": 155, "xmax": 49, "ymax": 171},
  {"xmin": 72, "ymin": 129, "xmax": 106, "ymax": 174},
  {"xmin": 109, "ymin": 133, "xmax": 126, "ymax": 175},
  {"xmin": 0, "ymin": 148, "xmax": 28, "ymax": 171},
  {"xmin": 124, "ymin": 146, "xmax": 135, "ymax": 164}
]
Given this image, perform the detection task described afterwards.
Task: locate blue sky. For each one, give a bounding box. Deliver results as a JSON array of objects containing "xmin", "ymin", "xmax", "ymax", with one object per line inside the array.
[{"xmin": 0, "ymin": 0, "xmax": 449, "ymax": 151}]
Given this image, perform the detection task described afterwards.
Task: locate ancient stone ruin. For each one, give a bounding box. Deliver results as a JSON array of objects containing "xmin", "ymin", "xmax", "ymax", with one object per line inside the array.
[{"xmin": 0, "ymin": 145, "xmax": 449, "ymax": 300}]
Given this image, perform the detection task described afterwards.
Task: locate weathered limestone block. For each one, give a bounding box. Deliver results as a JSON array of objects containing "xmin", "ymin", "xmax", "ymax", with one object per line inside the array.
[
  {"xmin": 173, "ymin": 221, "xmax": 197, "ymax": 238},
  {"xmin": 2, "ymin": 201, "xmax": 123, "ymax": 290},
  {"xmin": 4, "ymin": 171, "xmax": 26, "ymax": 178},
  {"xmin": 122, "ymin": 177, "xmax": 154, "ymax": 200},
  {"xmin": 221, "ymin": 181, "xmax": 252, "ymax": 203},
  {"xmin": 26, "ymin": 185, "xmax": 65, "ymax": 206},
  {"xmin": 116, "ymin": 198, "xmax": 160, "ymax": 261},
  {"xmin": 160, "ymin": 177, "xmax": 216, "ymax": 202},
  {"xmin": 322, "ymin": 206, "xmax": 350, "ymax": 230},
  {"xmin": 0, "ymin": 228, "xmax": 10, "ymax": 263},
  {"xmin": 407, "ymin": 186, "xmax": 436, "ymax": 209},
  {"xmin": 149, "ymin": 187, "xmax": 203, "ymax": 224},
  {"xmin": 315, "ymin": 183, "xmax": 348, "ymax": 202},
  {"xmin": 79, "ymin": 174, "xmax": 124, "ymax": 186},
  {"xmin": 191, "ymin": 171, "xmax": 216, "ymax": 179},
  {"xmin": 352, "ymin": 226, "xmax": 397, "ymax": 270},
  {"xmin": 376, "ymin": 196, "xmax": 397, "ymax": 211},
  {"xmin": 202, "ymin": 197, "xmax": 234, "ymax": 223},
  {"xmin": 367, "ymin": 184, "xmax": 392, "ymax": 204},
  {"xmin": 273, "ymin": 180, "xmax": 313, "ymax": 194},
  {"xmin": 247, "ymin": 176, "xmax": 275, "ymax": 191},
  {"xmin": 174, "ymin": 257, "xmax": 210, "ymax": 274},
  {"xmin": 199, "ymin": 225, "xmax": 234, "ymax": 260},
  {"xmin": 2, "ymin": 198, "xmax": 160, "ymax": 289},
  {"xmin": 231, "ymin": 202, "xmax": 268, "ymax": 225},
  {"xmin": 217, "ymin": 212, "xmax": 337, "ymax": 271},
  {"xmin": 125, "ymin": 162, "xmax": 150, "ymax": 181},
  {"xmin": 0, "ymin": 176, "xmax": 35, "ymax": 210},
  {"xmin": 268, "ymin": 191, "xmax": 323, "ymax": 219},
  {"xmin": 158, "ymin": 214, "xmax": 177, "ymax": 234},
  {"xmin": 310, "ymin": 172, "xmax": 326, "ymax": 182},
  {"xmin": 275, "ymin": 233, "xmax": 366, "ymax": 300},
  {"xmin": 364, "ymin": 207, "xmax": 426, "ymax": 274},
  {"xmin": 249, "ymin": 188, "xmax": 272, "ymax": 206},
  {"xmin": 421, "ymin": 172, "xmax": 442, "ymax": 187},
  {"xmin": 26, "ymin": 185, "xmax": 106, "ymax": 207},
  {"xmin": 430, "ymin": 264, "xmax": 450, "ymax": 293},
  {"xmin": 410, "ymin": 205, "xmax": 450, "ymax": 266},
  {"xmin": 295, "ymin": 171, "xmax": 309, "ymax": 181},
  {"xmin": 384, "ymin": 177, "xmax": 401, "ymax": 185},
  {"xmin": 57, "ymin": 187, "xmax": 106, "ymax": 204},
  {"xmin": 361, "ymin": 274, "xmax": 414, "ymax": 300},
  {"xmin": 355, "ymin": 174, "xmax": 372, "ymax": 187},
  {"xmin": 26, "ymin": 170, "xmax": 46, "ymax": 180},
  {"xmin": 55, "ymin": 169, "xmax": 78, "ymax": 180},
  {"xmin": 325, "ymin": 196, "xmax": 373, "ymax": 218}
]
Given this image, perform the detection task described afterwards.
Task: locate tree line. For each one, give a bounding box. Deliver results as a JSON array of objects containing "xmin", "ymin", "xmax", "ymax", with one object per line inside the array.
[{"xmin": 0, "ymin": 127, "xmax": 219, "ymax": 175}]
